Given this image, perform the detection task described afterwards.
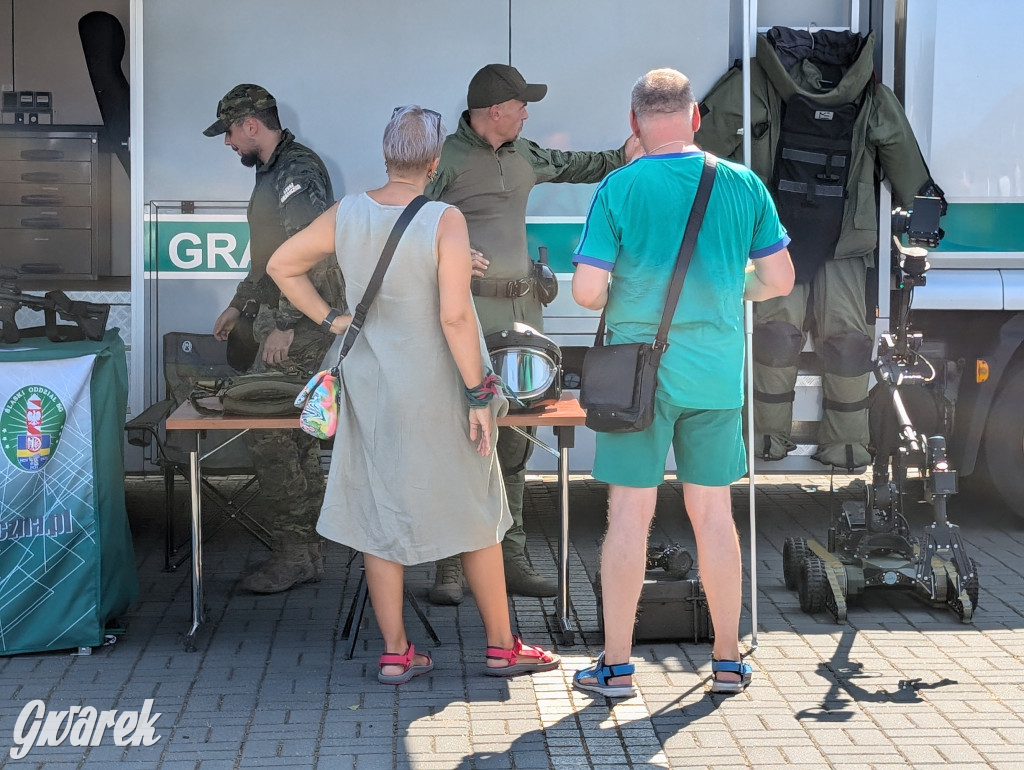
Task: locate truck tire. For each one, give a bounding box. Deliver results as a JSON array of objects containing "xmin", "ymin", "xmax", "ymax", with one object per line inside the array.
[{"xmin": 981, "ymin": 364, "xmax": 1024, "ymax": 519}]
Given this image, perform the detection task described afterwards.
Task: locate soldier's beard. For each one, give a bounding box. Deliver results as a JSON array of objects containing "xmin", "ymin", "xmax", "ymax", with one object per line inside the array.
[{"xmin": 239, "ymin": 150, "xmax": 259, "ymax": 168}]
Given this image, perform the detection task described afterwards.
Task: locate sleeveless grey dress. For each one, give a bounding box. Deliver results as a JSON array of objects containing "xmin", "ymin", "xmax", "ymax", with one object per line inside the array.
[{"xmin": 316, "ymin": 193, "xmax": 512, "ymax": 565}]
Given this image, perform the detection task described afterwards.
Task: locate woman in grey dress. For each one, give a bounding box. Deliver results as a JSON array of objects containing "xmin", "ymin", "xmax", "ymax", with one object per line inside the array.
[{"xmin": 268, "ymin": 106, "xmax": 559, "ymax": 685}]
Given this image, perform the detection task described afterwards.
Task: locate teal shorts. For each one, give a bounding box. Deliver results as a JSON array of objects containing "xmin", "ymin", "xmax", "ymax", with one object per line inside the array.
[{"xmin": 592, "ymin": 397, "xmax": 747, "ymax": 488}]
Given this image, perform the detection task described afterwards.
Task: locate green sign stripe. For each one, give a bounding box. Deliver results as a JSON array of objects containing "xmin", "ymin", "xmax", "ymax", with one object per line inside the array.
[
  {"xmin": 529, "ymin": 203, "xmax": 1024, "ymax": 269},
  {"xmin": 143, "ymin": 203, "xmax": 1023, "ymax": 275},
  {"xmin": 526, "ymin": 222, "xmax": 584, "ymax": 273},
  {"xmin": 144, "ymin": 221, "xmax": 251, "ymax": 273},
  {"xmin": 934, "ymin": 203, "xmax": 1024, "ymax": 252}
]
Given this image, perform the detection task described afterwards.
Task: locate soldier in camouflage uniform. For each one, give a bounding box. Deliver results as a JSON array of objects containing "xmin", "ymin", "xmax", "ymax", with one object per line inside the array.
[
  {"xmin": 424, "ymin": 64, "xmax": 642, "ymax": 603},
  {"xmin": 205, "ymin": 84, "xmax": 345, "ymax": 593}
]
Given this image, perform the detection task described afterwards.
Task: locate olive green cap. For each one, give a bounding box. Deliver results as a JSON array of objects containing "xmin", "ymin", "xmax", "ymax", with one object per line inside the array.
[{"xmin": 467, "ymin": 64, "xmax": 547, "ymax": 109}]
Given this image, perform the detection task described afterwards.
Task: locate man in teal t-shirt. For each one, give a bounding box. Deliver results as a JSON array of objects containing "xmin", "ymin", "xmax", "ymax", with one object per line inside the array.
[{"xmin": 571, "ymin": 68, "xmax": 794, "ymax": 699}]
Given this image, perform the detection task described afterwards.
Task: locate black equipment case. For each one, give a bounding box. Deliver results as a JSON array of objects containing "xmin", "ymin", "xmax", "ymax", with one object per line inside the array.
[
  {"xmin": 634, "ymin": 575, "xmax": 714, "ymax": 643},
  {"xmin": 597, "ymin": 572, "xmax": 714, "ymax": 643}
]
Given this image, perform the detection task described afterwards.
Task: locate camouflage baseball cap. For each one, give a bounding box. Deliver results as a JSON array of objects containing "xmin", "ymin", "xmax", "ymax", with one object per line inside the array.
[
  {"xmin": 467, "ymin": 64, "xmax": 547, "ymax": 109},
  {"xmin": 203, "ymin": 84, "xmax": 277, "ymax": 137}
]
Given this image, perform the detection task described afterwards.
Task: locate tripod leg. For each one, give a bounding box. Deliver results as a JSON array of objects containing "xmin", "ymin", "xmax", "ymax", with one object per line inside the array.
[
  {"xmin": 341, "ymin": 563, "xmax": 442, "ymax": 658},
  {"xmin": 405, "ymin": 588, "xmax": 442, "ymax": 646},
  {"xmin": 343, "ymin": 569, "xmax": 369, "ymax": 660}
]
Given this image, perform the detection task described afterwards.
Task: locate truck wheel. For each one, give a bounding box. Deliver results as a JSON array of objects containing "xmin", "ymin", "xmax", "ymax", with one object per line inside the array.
[
  {"xmin": 981, "ymin": 365, "xmax": 1024, "ymax": 518},
  {"xmin": 798, "ymin": 555, "xmax": 828, "ymax": 614},
  {"xmin": 782, "ymin": 537, "xmax": 808, "ymax": 590}
]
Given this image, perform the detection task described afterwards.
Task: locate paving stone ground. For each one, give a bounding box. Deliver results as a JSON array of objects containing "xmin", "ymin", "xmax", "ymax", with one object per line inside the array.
[{"xmin": 1, "ymin": 472, "xmax": 1023, "ymax": 769}]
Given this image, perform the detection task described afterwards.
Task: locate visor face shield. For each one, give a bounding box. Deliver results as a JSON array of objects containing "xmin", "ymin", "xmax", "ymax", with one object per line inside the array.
[{"xmin": 490, "ymin": 346, "xmax": 558, "ymax": 402}]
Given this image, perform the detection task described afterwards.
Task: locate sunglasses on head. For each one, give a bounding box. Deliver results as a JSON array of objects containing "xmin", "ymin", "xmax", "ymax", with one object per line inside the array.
[
  {"xmin": 392, "ymin": 106, "xmax": 440, "ymax": 119},
  {"xmin": 392, "ymin": 106, "xmax": 444, "ymax": 144}
]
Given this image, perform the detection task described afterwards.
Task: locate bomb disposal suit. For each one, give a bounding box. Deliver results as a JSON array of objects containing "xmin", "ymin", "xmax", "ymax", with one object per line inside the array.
[{"xmin": 697, "ymin": 27, "xmax": 940, "ymax": 468}]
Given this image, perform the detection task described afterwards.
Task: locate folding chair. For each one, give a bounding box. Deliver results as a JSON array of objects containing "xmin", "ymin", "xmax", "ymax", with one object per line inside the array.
[{"xmin": 126, "ymin": 332, "xmax": 271, "ymax": 570}]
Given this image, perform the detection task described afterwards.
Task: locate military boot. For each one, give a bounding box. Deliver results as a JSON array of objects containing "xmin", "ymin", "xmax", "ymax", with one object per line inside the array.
[
  {"xmin": 428, "ymin": 556, "xmax": 464, "ymax": 605},
  {"xmin": 503, "ymin": 550, "xmax": 557, "ymax": 598},
  {"xmin": 307, "ymin": 540, "xmax": 326, "ymax": 580},
  {"xmin": 240, "ymin": 540, "xmax": 323, "ymax": 594}
]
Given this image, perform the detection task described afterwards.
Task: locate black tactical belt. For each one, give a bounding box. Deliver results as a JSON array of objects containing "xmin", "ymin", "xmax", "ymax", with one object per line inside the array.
[{"xmin": 471, "ymin": 276, "xmax": 533, "ymax": 298}]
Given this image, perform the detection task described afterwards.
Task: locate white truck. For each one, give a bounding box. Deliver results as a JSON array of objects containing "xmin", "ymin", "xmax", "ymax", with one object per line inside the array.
[
  {"xmin": 14, "ymin": 0, "xmax": 1015, "ymax": 508},
  {"xmin": 890, "ymin": 0, "xmax": 1024, "ymax": 518}
]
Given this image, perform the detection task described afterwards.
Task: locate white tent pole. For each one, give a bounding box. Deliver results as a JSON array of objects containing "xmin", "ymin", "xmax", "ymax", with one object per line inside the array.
[
  {"xmin": 129, "ymin": 0, "xmax": 146, "ymax": 418},
  {"xmin": 743, "ymin": 0, "xmax": 759, "ymax": 651}
]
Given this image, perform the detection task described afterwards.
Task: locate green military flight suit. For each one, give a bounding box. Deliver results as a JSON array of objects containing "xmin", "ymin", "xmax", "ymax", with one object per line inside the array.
[
  {"xmin": 697, "ymin": 28, "xmax": 936, "ymax": 468},
  {"xmin": 425, "ymin": 112, "xmax": 625, "ymax": 596},
  {"xmin": 231, "ymin": 129, "xmax": 345, "ymax": 591}
]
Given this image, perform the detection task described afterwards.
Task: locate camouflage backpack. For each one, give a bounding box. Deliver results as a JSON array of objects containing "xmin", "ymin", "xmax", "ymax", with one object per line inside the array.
[{"xmin": 189, "ymin": 371, "xmax": 308, "ymax": 418}]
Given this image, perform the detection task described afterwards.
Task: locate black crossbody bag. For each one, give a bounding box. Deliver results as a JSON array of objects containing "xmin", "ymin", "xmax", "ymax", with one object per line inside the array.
[{"xmin": 579, "ymin": 154, "xmax": 717, "ymax": 433}]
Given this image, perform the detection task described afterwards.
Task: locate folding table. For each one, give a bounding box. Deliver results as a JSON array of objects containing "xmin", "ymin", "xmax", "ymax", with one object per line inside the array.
[{"xmin": 165, "ymin": 394, "xmax": 586, "ymax": 651}]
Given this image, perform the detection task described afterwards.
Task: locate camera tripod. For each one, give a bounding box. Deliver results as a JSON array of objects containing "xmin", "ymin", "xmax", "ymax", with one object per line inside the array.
[{"xmin": 782, "ymin": 214, "xmax": 978, "ymax": 623}]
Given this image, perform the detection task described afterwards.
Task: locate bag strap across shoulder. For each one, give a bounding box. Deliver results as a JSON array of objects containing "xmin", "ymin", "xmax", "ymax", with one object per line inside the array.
[
  {"xmin": 593, "ymin": 153, "xmax": 718, "ymax": 351},
  {"xmin": 654, "ymin": 153, "xmax": 717, "ymax": 353},
  {"xmin": 336, "ymin": 194, "xmax": 429, "ymax": 365}
]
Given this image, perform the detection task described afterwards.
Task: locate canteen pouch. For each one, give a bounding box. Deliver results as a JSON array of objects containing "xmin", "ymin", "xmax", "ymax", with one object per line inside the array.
[
  {"xmin": 532, "ymin": 261, "xmax": 559, "ymax": 306},
  {"xmin": 579, "ymin": 342, "xmax": 659, "ymax": 433},
  {"xmin": 532, "ymin": 246, "xmax": 558, "ymax": 306}
]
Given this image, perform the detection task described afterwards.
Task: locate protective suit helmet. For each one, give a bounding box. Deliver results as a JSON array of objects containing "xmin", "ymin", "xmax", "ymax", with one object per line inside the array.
[{"xmin": 484, "ymin": 323, "xmax": 562, "ymax": 411}]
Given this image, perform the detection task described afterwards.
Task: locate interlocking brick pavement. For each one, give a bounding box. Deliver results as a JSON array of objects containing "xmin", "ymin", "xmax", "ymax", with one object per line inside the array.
[{"xmin": 1, "ymin": 473, "xmax": 1022, "ymax": 768}]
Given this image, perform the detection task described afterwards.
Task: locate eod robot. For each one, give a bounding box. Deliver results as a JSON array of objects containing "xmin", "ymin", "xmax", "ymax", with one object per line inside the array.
[{"xmin": 782, "ymin": 198, "xmax": 978, "ymax": 623}]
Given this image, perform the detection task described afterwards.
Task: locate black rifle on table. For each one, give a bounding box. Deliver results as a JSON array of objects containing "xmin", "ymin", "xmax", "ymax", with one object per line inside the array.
[{"xmin": 0, "ymin": 268, "xmax": 109, "ymax": 344}]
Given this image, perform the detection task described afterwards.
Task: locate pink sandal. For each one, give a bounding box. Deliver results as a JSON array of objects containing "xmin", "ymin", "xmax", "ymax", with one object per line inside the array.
[
  {"xmin": 377, "ymin": 643, "xmax": 433, "ymax": 685},
  {"xmin": 484, "ymin": 635, "xmax": 560, "ymax": 677}
]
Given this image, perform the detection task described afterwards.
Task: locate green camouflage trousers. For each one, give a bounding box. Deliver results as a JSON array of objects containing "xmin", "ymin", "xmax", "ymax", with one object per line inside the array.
[
  {"xmin": 246, "ymin": 309, "xmax": 333, "ymax": 544},
  {"xmin": 244, "ymin": 427, "xmax": 326, "ymax": 543}
]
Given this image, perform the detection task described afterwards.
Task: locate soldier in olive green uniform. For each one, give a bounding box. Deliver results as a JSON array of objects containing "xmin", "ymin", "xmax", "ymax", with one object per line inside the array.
[
  {"xmin": 424, "ymin": 64, "xmax": 641, "ymax": 603},
  {"xmin": 205, "ymin": 84, "xmax": 345, "ymax": 593}
]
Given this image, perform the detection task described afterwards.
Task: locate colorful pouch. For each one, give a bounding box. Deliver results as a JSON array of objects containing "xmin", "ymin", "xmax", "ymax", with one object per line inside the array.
[{"xmin": 294, "ymin": 368, "xmax": 340, "ymax": 439}]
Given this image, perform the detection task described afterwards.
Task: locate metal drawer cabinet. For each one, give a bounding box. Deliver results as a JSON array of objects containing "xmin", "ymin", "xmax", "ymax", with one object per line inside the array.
[
  {"xmin": 0, "ymin": 160, "xmax": 92, "ymax": 185},
  {"xmin": 0, "ymin": 229, "xmax": 93, "ymax": 275},
  {"xmin": 0, "ymin": 128, "xmax": 109, "ymax": 279},
  {"xmin": 0, "ymin": 205, "xmax": 92, "ymax": 229},
  {"xmin": 0, "ymin": 181, "xmax": 94, "ymax": 207},
  {"xmin": 0, "ymin": 136, "xmax": 94, "ymax": 163}
]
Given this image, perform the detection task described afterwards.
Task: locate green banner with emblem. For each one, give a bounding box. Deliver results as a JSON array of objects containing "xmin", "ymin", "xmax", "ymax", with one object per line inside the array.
[{"xmin": 0, "ymin": 331, "xmax": 137, "ymax": 655}]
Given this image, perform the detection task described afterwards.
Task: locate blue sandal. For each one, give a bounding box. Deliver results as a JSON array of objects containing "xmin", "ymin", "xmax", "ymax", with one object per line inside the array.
[
  {"xmin": 573, "ymin": 653, "xmax": 636, "ymax": 698},
  {"xmin": 710, "ymin": 658, "xmax": 753, "ymax": 694}
]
